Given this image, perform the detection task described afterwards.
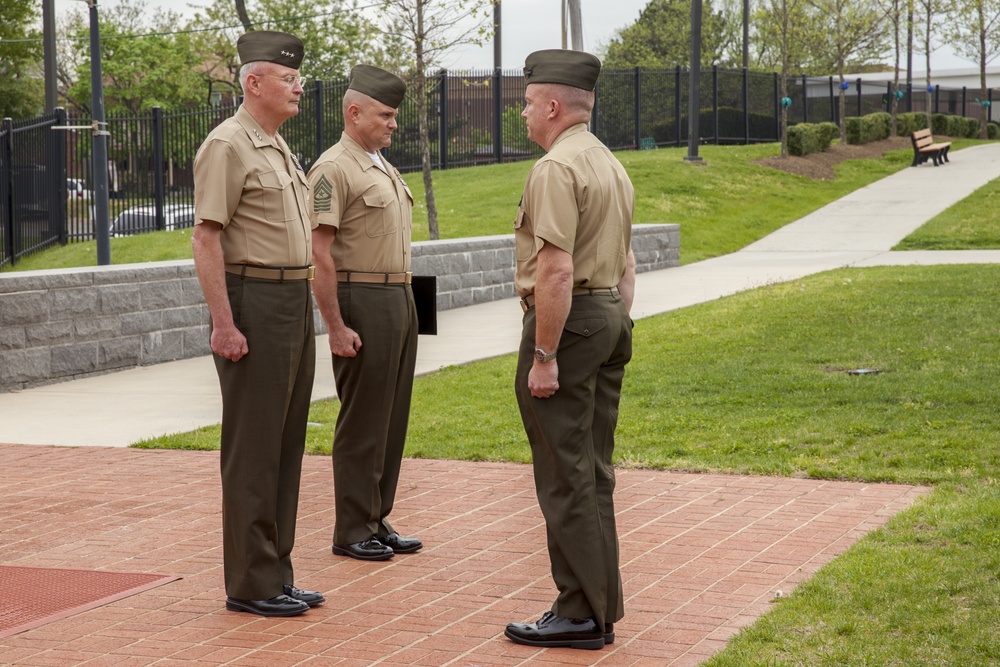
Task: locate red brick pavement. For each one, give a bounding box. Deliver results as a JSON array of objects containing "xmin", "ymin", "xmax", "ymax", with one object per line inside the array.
[{"xmin": 0, "ymin": 444, "xmax": 927, "ymax": 666}]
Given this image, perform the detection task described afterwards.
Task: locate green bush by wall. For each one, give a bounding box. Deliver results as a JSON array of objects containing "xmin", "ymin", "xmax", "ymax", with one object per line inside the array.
[{"xmin": 787, "ymin": 121, "xmax": 839, "ymax": 156}]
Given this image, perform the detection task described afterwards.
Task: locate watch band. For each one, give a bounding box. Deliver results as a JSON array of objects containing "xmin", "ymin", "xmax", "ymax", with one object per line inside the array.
[{"xmin": 534, "ymin": 347, "xmax": 557, "ymax": 363}]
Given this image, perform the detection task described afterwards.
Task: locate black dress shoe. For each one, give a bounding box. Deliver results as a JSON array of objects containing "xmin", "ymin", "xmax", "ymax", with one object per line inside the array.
[
  {"xmin": 504, "ymin": 611, "xmax": 605, "ymax": 649},
  {"xmin": 604, "ymin": 623, "xmax": 615, "ymax": 644},
  {"xmin": 380, "ymin": 531, "xmax": 422, "ymax": 554},
  {"xmin": 332, "ymin": 537, "xmax": 394, "ymax": 561},
  {"xmin": 225, "ymin": 594, "xmax": 309, "ymax": 617},
  {"xmin": 282, "ymin": 584, "xmax": 325, "ymax": 607}
]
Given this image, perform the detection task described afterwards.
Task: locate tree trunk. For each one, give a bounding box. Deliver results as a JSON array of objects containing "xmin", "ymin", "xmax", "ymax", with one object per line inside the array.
[
  {"xmin": 415, "ymin": 0, "xmax": 439, "ymax": 240},
  {"xmin": 234, "ymin": 0, "xmax": 252, "ymax": 32}
]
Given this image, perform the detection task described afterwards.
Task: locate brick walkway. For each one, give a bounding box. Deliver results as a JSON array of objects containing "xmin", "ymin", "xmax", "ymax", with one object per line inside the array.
[{"xmin": 0, "ymin": 444, "xmax": 926, "ymax": 667}]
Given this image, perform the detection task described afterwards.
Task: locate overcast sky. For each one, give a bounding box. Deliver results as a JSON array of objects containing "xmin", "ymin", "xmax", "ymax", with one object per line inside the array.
[{"xmin": 53, "ymin": 0, "xmax": 971, "ymax": 73}]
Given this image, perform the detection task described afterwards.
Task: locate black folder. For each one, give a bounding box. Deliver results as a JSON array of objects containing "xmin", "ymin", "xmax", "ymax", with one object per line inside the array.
[{"xmin": 412, "ymin": 275, "xmax": 438, "ymax": 335}]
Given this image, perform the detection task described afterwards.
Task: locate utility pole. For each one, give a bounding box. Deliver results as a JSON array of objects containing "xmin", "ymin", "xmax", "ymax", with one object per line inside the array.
[
  {"xmin": 43, "ymin": 0, "xmax": 58, "ymax": 111},
  {"xmin": 742, "ymin": 0, "xmax": 750, "ymax": 70},
  {"xmin": 567, "ymin": 0, "xmax": 583, "ymax": 51}
]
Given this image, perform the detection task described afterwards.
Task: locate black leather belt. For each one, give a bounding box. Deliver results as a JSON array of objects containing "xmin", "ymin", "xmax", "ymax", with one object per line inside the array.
[
  {"xmin": 336, "ymin": 271, "xmax": 413, "ymax": 285},
  {"xmin": 225, "ymin": 264, "xmax": 315, "ymax": 281},
  {"xmin": 520, "ymin": 286, "xmax": 620, "ymax": 312}
]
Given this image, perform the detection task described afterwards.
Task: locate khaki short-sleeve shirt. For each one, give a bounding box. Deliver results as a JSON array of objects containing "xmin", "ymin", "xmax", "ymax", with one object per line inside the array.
[
  {"xmin": 513, "ymin": 124, "xmax": 634, "ymax": 297},
  {"xmin": 307, "ymin": 132, "xmax": 414, "ymax": 273},
  {"xmin": 193, "ymin": 106, "xmax": 312, "ymax": 266}
]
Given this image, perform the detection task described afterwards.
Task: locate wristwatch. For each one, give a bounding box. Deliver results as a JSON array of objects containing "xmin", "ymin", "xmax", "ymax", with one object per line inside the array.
[{"xmin": 534, "ymin": 347, "xmax": 557, "ymax": 363}]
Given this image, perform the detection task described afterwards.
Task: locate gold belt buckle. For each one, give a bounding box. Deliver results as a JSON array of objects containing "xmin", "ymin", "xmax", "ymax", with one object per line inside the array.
[{"xmin": 306, "ymin": 265, "xmax": 316, "ymax": 281}]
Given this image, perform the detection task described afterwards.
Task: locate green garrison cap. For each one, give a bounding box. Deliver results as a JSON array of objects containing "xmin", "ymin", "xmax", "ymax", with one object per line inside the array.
[
  {"xmin": 523, "ymin": 49, "xmax": 601, "ymax": 91},
  {"xmin": 237, "ymin": 30, "xmax": 304, "ymax": 69},
  {"xmin": 348, "ymin": 65, "xmax": 407, "ymax": 108}
]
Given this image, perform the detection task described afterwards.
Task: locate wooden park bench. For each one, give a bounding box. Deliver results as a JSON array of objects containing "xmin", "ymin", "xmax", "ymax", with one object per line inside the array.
[{"xmin": 910, "ymin": 128, "xmax": 952, "ymax": 167}]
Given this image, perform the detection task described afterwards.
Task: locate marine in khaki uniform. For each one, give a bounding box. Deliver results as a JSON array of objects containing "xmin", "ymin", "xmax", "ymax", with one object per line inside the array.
[
  {"xmin": 308, "ymin": 65, "xmax": 423, "ymax": 562},
  {"xmin": 504, "ymin": 49, "xmax": 637, "ymax": 650},
  {"xmin": 191, "ymin": 30, "xmax": 324, "ymax": 617}
]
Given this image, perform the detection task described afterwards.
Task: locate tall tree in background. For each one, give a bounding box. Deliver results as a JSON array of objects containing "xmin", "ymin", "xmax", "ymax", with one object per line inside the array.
[
  {"xmin": 189, "ymin": 0, "xmax": 394, "ymax": 100},
  {"xmin": 66, "ymin": 0, "xmax": 204, "ymax": 114},
  {"xmin": 761, "ymin": 0, "xmax": 808, "ymax": 157},
  {"xmin": 946, "ymin": 0, "xmax": 1000, "ymax": 138},
  {"xmin": 806, "ymin": 0, "xmax": 886, "ymax": 142},
  {"xmin": 884, "ymin": 0, "xmax": 906, "ymax": 136},
  {"xmin": 0, "ymin": 0, "xmax": 44, "ymax": 118},
  {"xmin": 918, "ymin": 0, "xmax": 943, "ymax": 127},
  {"xmin": 375, "ymin": 0, "xmax": 494, "ymax": 241},
  {"xmin": 602, "ymin": 0, "xmax": 731, "ymax": 68}
]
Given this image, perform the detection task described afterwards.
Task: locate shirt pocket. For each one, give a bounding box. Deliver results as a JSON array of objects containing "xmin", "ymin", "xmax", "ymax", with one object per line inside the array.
[
  {"xmin": 363, "ymin": 188, "xmax": 398, "ymax": 237},
  {"xmin": 259, "ymin": 170, "xmax": 295, "ymax": 222},
  {"xmin": 513, "ymin": 207, "xmax": 533, "ymax": 262}
]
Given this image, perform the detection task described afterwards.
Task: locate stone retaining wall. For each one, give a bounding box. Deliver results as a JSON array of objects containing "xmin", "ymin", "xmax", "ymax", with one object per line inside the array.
[{"xmin": 0, "ymin": 224, "xmax": 678, "ymax": 391}]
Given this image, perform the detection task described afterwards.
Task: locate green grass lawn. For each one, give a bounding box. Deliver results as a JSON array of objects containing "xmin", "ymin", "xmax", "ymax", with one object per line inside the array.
[{"xmin": 896, "ymin": 171, "xmax": 1000, "ymax": 250}]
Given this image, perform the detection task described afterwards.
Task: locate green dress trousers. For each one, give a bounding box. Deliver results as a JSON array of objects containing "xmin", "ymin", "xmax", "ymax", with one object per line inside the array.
[
  {"xmin": 215, "ymin": 274, "xmax": 316, "ymax": 600},
  {"xmin": 515, "ymin": 291, "xmax": 633, "ymax": 628},
  {"xmin": 331, "ymin": 282, "xmax": 418, "ymax": 546}
]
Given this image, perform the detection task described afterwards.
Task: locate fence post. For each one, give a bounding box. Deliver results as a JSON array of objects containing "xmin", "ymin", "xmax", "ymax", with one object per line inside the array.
[
  {"xmin": 314, "ymin": 80, "xmax": 325, "ymax": 163},
  {"xmin": 906, "ymin": 82, "xmax": 912, "ymax": 112},
  {"xmin": 2, "ymin": 118, "xmax": 14, "ymax": 265},
  {"xmin": 742, "ymin": 68, "xmax": 749, "ymax": 143},
  {"xmin": 709, "ymin": 65, "xmax": 718, "ymax": 144},
  {"xmin": 773, "ymin": 72, "xmax": 779, "ymax": 141},
  {"xmin": 674, "ymin": 66, "xmax": 682, "ymax": 147},
  {"xmin": 802, "ymin": 74, "xmax": 808, "ymax": 123},
  {"xmin": 633, "ymin": 67, "xmax": 641, "ymax": 150},
  {"xmin": 493, "ymin": 67, "xmax": 502, "ymax": 164},
  {"xmin": 439, "ymin": 70, "xmax": 448, "ymax": 170},
  {"xmin": 856, "ymin": 78, "xmax": 862, "ymax": 117},
  {"xmin": 152, "ymin": 106, "xmax": 165, "ymax": 231},
  {"xmin": 961, "ymin": 86, "xmax": 966, "ymax": 118},
  {"xmin": 52, "ymin": 107, "xmax": 68, "ymax": 246},
  {"xmin": 829, "ymin": 76, "xmax": 836, "ymax": 124},
  {"xmin": 934, "ymin": 85, "xmax": 940, "ymax": 114},
  {"xmin": 593, "ymin": 78, "xmax": 600, "ymax": 137}
]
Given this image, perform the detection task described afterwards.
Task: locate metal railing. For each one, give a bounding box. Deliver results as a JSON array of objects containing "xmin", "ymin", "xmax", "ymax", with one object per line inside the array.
[{"xmin": 2, "ymin": 66, "xmax": 994, "ymax": 267}]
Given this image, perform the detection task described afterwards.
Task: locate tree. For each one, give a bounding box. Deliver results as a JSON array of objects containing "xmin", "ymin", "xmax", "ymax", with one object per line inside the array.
[
  {"xmin": 0, "ymin": 0, "xmax": 44, "ymax": 118},
  {"xmin": 758, "ymin": 0, "xmax": 809, "ymax": 157},
  {"xmin": 66, "ymin": 0, "xmax": 204, "ymax": 114},
  {"xmin": 884, "ymin": 0, "xmax": 906, "ymax": 136},
  {"xmin": 188, "ymin": 0, "xmax": 396, "ymax": 101},
  {"xmin": 945, "ymin": 0, "xmax": 1000, "ymax": 139},
  {"xmin": 375, "ymin": 0, "xmax": 494, "ymax": 241},
  {"xmin": 602, "ymin": 0, "xmax": 732, "ymax": 68},
  {"xmin": 806, "ymin": 0, "xmax": 887, "ymax": 142}
]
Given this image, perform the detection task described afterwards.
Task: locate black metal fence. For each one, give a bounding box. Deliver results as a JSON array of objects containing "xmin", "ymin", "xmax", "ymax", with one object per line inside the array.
[{"xmin": 3, "ymin": 66, "xmax": 995, "ymax": 267}]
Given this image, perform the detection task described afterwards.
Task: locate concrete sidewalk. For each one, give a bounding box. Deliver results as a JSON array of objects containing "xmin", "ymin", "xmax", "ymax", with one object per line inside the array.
[{"xmin": 1, "ymin": 142, "xmax": 999, "ymax": 447}]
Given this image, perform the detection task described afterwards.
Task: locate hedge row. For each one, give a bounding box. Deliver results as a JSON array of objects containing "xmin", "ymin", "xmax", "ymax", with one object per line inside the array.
[{"xmin": 845, "ymin": 111, "xmax": 981, "ymax": 144}]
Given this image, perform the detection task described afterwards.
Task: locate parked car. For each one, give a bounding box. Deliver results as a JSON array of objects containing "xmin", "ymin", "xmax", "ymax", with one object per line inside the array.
[
  {"xmin": 110, "ymin": 203, "xmax": 195, "ymax": 236},
  {"xmin": 67, "ymin": 178, "xmax": 90, "ymax": 199}
]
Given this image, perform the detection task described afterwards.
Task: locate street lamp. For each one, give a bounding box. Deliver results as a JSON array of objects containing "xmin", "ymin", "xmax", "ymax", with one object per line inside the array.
[
  {"xmin": 79, "ymin": 0, "xmax": 112, "ymax": 265},
  {"xmin": 685, "ymin": 0, "xmax": 704, "ymax": 163}
]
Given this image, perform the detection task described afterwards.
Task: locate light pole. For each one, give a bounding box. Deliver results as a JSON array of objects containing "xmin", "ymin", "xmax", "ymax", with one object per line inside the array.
[
  {"xmin": 43, "ymin": 0, "xmax": 58, "ymax": 111},
  {"xmin": 81, "ymin": 0, "xmax": 111, "ymax": 265},
  {"xmin": 685, "ymin": 0, "xmax": 704, "ymax": 163}
]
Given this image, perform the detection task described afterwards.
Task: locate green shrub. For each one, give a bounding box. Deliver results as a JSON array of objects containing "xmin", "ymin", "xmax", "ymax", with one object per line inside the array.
[
  {"xmin": 649, "ymin": 106, "xmax": 776, "ymax": 145},
  {"xmin": 787, "ymin": 122, "xmax": 838, "ymax": 156},
  {"xmin": 931, "ymin": 113, "xmax": 950, "ymax": 135},
  {"xmin": 988, "ymin": 121, "xmax": 999, "ymax": 140},
  {"xmin": 895, "ymin": 112, "xmax": 927, "ymax": 136},
  {"xmin": 845, "ymin": 112, "xmax": 891, "ymax": 144}
]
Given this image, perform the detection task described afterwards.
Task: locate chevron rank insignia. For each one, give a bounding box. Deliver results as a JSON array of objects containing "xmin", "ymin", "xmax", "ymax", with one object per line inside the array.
[{"xmin": 313, "ymin": 174, "xmax": 333, "ymax": 212}]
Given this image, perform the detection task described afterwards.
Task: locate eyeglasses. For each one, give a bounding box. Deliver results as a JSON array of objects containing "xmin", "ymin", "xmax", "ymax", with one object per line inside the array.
[{"xmin": 260, "ymin": 74, "xmax": 307, "ymax": 87}]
